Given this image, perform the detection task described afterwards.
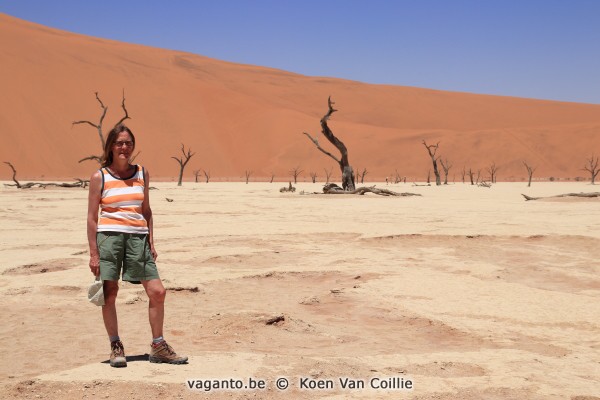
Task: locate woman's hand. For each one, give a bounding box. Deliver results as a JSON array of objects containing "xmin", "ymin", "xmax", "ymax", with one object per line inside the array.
[
  {"xmin": 150, "ymin": 247, "xmax": 158, "ymax": 261},
  {"xmin": 89, "ymin": 254, "xmax": 100, "ymax": 276}
]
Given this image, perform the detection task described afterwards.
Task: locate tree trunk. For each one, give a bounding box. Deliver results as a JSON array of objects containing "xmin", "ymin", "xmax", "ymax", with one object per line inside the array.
[
  {"xmin": 303, "ymin": 97, "xmax": 355, "ymax": 191},
  {"xmin": 422, "ymin": 141, "xmax": 441, "ymax": 186},
  {"xmin": 522, "ymin": 192, "xmax": 600, "ymax": 201},
  {"xmin": 177, "ymin": 169, "xmax": 184, "ymax": 186}
]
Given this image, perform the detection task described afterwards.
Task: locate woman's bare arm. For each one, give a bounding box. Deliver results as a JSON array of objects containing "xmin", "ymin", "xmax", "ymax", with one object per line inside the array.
[
  {"xmin": 141, "ymin": 168, "xmax": 157, "ymax": 261},
  {"xmin": 87, "ymin": 170, "xmax": 102, "ymax": 276}
]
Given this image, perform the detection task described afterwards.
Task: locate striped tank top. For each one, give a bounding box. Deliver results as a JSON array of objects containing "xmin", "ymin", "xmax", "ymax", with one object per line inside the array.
[{"xmin": 97, "ymin": 165, "xmax": 149, "ymax": 234}]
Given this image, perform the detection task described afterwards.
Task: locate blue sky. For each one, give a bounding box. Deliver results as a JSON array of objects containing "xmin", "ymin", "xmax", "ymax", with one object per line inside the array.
[{"xmin": 2, "ymin": 0, "xmax": 599, "ymax": 104}]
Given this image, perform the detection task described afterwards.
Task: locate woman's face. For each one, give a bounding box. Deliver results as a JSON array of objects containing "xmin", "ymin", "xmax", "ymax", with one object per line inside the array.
[{"xmin": 111, "ymin": 131, "xmax": 135, "ymax": 163}]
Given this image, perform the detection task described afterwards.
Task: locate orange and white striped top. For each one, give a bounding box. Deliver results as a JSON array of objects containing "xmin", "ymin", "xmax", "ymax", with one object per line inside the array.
[{"xmin": 97, "ymin": 165, "xmax": 148, "ymax": 234}]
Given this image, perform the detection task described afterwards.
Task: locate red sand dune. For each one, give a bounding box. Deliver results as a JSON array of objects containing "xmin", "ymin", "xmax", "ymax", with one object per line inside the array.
[{"xmin": 1, "ymin": 13, "xmax": 599, "ymax": 182}]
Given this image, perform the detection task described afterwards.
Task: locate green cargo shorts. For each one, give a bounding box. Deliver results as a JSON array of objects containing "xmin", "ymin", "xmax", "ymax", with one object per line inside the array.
[{"xmin": 97, "ymin": 231, "xmax": 159, "ymax": 283}]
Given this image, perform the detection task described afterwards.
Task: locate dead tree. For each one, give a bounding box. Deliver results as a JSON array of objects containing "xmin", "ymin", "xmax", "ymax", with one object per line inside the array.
[
  {"xmin": 522, "ymin": 192, "xmax": 600, "ymax": 201},
  {"xmin": 461, "ymin": 166, "xmax": 466, "ymax": 183},
  {"xmin": 245, "ymin": 170, "xmax": 252, "ymax": 184},
  {"xmin": 440, "ymin": 159, "xmax": 452, "ymax": 185},
  {"xmin": 193, "ymin": 169, "xmax": 201, "ymax": 183},
  {"xmin": 358, "ymin": 168, "xmax": 368, "ymax": 184},
  {"xmin": 4, "ymin": 162, "xmax": 88, "ymax": 189},
  {"xmin": 72, "ymin": 91, "xmax": 130, "ymax": 164},
  {"xmin": 203, "ymin": 169, "xmax": 211, "ymax": 183},
  {"xmin": 290, "ymin": 166, "xmax": 304, "ymax": 184},
  {"xmin": 4, "ymin": 161, "xmax": 21, "ymax": 188},
  {"xmin": 270, "ymin": 173, "xmax": 275, "ymax": 183},
  {"xmin": 171, "ymin": 144, "xmax": 195, "ymax": 186},
  {"xmin": 322, "ymin": 183, "xmax": 421, "ymax": 197},
  {"xmin": 303, "ymin": 97, "xmax": 355, "ymax": 191},
  {"xmin": 583, "ymin": 155, "xmax": 599, "ymax": 184},
  {"xmin": 280, "ymin": 182, "xmax": 296, "ymax": 192},
  {"xmin": 468, "ymin": 168, "xmax": 475, "ymax": 185},
  {"xmin": 324, "ymin": 167, "xmax": 333, "ymax": 184},
  {"xmin": 487, "ymin": 162, "xmax": 499, "ymax": 183},
  {"xmin": 309, "ymin": 172, "xmax": 317, "ymax": 183},
  {"xmin": 523, "ymin": 161, "xmax": 536, "ymax": 187},
  {"xmin": 422, "ymin": 140, "xmax": 441, "ymax": 186},
  {"xmin": 394, "ymin": 169, "xmax": 402, "ymax": 184}
]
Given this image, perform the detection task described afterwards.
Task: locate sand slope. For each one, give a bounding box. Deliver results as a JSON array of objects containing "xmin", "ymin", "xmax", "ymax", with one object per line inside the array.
[
  {"xmin": 1, "ymin": 13, "xmax": 600, "ymax": 181},
  {"xmin": 0, "ymin": 182, "xmax": 599, "ymax": 399}
]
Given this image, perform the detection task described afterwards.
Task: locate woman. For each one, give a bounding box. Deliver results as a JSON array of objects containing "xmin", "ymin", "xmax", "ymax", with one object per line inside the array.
[{"xmin": 87, "ymin": 124, "xmax": 187, "ymax": 367}]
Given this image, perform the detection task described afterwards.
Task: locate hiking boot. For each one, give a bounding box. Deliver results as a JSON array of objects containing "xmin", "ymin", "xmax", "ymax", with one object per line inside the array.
[
  {"xmin": 149, "ymin": 340, "xmax": 188, "ymax": 364},
  {"xmin": 110, "ymin": 340, "xmax": 127, "ymax": 368}
]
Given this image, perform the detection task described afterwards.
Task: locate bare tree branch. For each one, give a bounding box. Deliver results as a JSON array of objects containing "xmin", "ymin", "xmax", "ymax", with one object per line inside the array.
[
  {"xmin": 129, "ymin": 151, "xmax": 140, "ymax": 164},
  {"xmin": 3, "ymin": 161, "xmax": 21, "ymax": 188},
  {"xmin": 72, "ymin": 92, "xmax": 108, "ymax": 150},
  {"xmin": 113, "ymin": 89, "xmax": 130, "ymax": 128},
  {"xmin": 72, "ymin": 91, "xmax": 131, "ymax": 164},
  {"xmin": 71, "ymin": 120, "xmax": 98, "ymax": 129},
  {"xmin": 303, "ymin": 132, "xmax": 340, "ymax": 164},
  {"xmin": 78, "ymin": 155, "xmax": 103, "ymax": 164}
]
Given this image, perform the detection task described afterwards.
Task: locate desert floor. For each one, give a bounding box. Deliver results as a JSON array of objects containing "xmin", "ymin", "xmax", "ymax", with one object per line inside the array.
[{"xmin": 0, "ymin": 181, "xmax": 598, "ymax": 400}]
